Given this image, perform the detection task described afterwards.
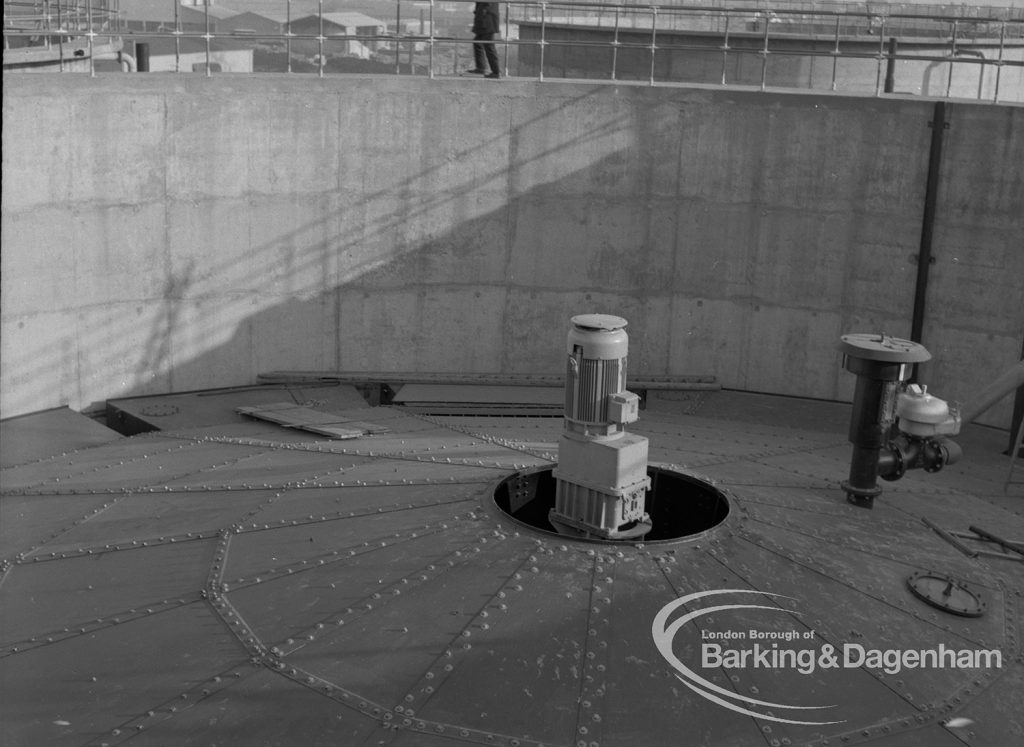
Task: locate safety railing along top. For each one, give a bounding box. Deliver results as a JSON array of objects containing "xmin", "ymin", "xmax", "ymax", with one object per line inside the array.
[{"xmin": 3, "ymin": 0, "xmax": 1023, "ymax": 102}]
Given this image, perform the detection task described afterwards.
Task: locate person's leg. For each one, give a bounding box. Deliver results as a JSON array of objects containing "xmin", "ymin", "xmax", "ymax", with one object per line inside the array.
[
  {"xmin": 483, "ymin": 33, "xmax": 500, "ymax": 76},
  {"xmin": 471, "ymin": 34, "xmax": 487, "ymax": 72}
]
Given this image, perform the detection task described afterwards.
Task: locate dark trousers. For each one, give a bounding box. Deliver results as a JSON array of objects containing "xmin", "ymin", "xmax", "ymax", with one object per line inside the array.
[{"xmin": 473, "ymin": 33, "xmax": 500, "ymax": 75}]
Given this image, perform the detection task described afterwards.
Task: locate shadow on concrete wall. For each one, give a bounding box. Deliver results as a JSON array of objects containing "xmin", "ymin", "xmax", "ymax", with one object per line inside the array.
[{"xmin": 3, "ymin": 79, "xmax": 1021, "ymax": 429}]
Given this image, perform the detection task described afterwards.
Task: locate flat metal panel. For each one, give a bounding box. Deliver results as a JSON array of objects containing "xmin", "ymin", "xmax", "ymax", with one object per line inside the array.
[
  {"xmin": 1, "ymin": 540, "xmax": 218, "ymax": 645},
  {"xmin": 0, "ymin": 603, "xmax": 243, "ymax": 747},
  {"xmin": 0, "ymin": 492, "xmax": 119, "ymax": 558},
  {"xmin": 123, "ymin": 668, "xmax": 383, "ymax": 747}
]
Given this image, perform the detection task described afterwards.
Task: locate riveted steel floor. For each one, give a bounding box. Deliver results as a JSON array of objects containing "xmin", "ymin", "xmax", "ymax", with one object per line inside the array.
[{"xmin": 1, "ymin": 387, "xmax": 1021, "ymax": 747}]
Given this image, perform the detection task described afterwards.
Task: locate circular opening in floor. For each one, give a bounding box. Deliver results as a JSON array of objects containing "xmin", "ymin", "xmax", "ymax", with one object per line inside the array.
[{"xmin": 492, "ymin": 465, "xmax": 730, "ymax": 543}]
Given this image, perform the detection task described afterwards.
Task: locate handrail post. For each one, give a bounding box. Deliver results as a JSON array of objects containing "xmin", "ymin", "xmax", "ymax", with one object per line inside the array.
[
  {"xmin": 947, "ymin": 19, "xmax": 959, "ymax": 98},
  {"xmin": 759, "ymin": 10, "xmax": 769, "ymax": 90},
  {"xmin": 318, "ymin": 0, "xmax": 324, "ymax": 78},
  {"xmin": 395, "ymin": 0, "xmax": 402, "ymax": 75},
  {"xmin": 286, "ymin": 0, "xmax": 292, "ymax": 74},
  {"xmin": 538, "ymin": 2, "xmax": 546, "ymax": 81},
  {"xmin": 721, "ymin": 14, "xmax": 730, "ymax": 85},
  {"xmin": 831, "ymin": 16, "xmax": 840, "ymax": 91},
  {"xmin": 874, "ymin": 17, "xmax": 886, "ymax": 96},
  {"xmin": 649, "ymin": 6, "xmax": 657, "ymax": 85},
  {"xmin": 204, "ymin": 0, "xmax": 211, "ymax": 77},
  {"xmin": 611, "ymin": 6, "xmax": 619, "ymax": 81},
  {"xmin": 430, "ymin": 0, "xmax": 436, "ymax": 79}
]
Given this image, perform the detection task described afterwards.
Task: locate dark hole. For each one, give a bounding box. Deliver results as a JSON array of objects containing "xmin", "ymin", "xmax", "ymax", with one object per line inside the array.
[{"xmin": 494, "ymin": 465, "xmax": 729, "ymax": 543}]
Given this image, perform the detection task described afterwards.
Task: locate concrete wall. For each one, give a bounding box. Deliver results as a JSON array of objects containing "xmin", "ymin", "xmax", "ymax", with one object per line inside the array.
[{"xmin": 2, "ymin": 75, "xmax": 1022, "ymax": 428}]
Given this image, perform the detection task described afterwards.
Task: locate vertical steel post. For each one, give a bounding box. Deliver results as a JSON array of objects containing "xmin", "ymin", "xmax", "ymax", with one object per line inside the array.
[
  {"xmin": 57, "ymin": 0, "xmax": 64, "ymax": 71},
  {"xmin": 174, "ymin": 0, "xmax": 181, "ymax": 72},
  {"xmin": 430, "ymin": 0, "xmax": 436, "ymax": 79},
  {"xmin": 721, "ymin": 14, "xmax": 730, "ymax": 85},
  {"xmin": 759, "ymin": 13, "xmax": 769, "ymax": 90},
  {"xmin": 538, "ymin": 2, "xmax": 546, "ymax": 81},
  {"xmin": 649, "ymin": 7, "xmax": 657, "ymax": 85},
  {"xmin": 874, "ymin": 18, "xmax": 886, "ymax": 95},
  {"xmin": 611, "ymin": 8, "xmax": 619, "ymax": 81},
  {"xmin": 911, "ymin": 101, "xmax": 948, "ymax": 355},
  {"xmin": 395, "ymin": 0, "xmax": 402, "ymax": 74},
  {"xmin": 830, "ymin": 17, "xmax": 840, "ymax": 91},
  {"xmin": 318, "ymin": 0, "xmax": 324, "ymax": 78},
  {"xmin": 286, "ymin": 0, "xmax": 292, "ymax": 74},
  {"xmin": 87, "ymin": 0, "xmax": 94, "ymax": 76},
  {"xmin": 946, "ymin": 20, "xmax": 959, "ymax": 98},
  {"xmin": 995, "ymin": 21, "xmax": 1006, "ymax": 102},
  {"xmin": 502, "ymin": 1, "xmax": 509, "ymax": 77},
  {"xmin": 204, "ymin": 0, "xmax": 211, "ymax": 76},
  {"xmin": 884, "ymin": 36, "xmax": 897, "ymax": 93}
]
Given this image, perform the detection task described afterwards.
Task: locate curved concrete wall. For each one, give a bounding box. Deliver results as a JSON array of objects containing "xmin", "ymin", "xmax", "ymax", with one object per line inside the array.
[{"xmin": 2, "ymin": 75, "xmax": 1022, "ymax": 427}]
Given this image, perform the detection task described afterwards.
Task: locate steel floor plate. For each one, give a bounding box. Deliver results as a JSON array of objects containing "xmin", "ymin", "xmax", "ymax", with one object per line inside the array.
[{"xmin": 1, "ymin": 388, "xmax": 1022, "ymax": 747}]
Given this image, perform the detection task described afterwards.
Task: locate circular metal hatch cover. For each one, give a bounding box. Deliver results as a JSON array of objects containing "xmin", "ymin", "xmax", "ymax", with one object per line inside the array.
[{"xmin": 907, "ymin": 571, "xmax": 986, "ymax": 617}]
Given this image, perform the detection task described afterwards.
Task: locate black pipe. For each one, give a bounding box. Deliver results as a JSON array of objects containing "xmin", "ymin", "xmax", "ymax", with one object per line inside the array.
[
  {"xmin": 910, "ymin": 101, "xmax": 948, "ymax": 361},
  {"xmin": 135, "ymin": 41, "xmax": 150, "ymax": 72},
  {"xmin": 884, "ymin": 37, "xmax": 897, "ymax": 93},
  {"xmin": 1012, "ymin": 338, "xmax": 1024, "ymax": 456}
]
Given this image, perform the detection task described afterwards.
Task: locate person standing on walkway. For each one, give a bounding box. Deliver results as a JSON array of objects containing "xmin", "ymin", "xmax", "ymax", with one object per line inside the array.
[{"xmin": 469, "ymin": 1, "xmax": 501, "ymax": 78}]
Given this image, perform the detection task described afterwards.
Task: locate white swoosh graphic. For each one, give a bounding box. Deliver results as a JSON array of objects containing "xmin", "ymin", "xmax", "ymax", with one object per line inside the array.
[{"xmin": 652, "ymin": 589, "xmax": 843, "ymax": 725}]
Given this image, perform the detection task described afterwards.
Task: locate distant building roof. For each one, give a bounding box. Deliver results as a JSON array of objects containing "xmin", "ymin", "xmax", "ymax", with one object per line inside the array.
[
  {"xmin": 224, "ymin": 9, "xmax": 293, "ymax": 25},
  {"xmin": 295, "ymin": 12, "xmax": 387, "ymax": 29}
]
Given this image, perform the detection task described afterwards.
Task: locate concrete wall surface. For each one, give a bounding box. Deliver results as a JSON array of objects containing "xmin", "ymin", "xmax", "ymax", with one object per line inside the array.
[{"xmin": 2, "ymin": 75, "xmax": 1022, "ymax": 428}]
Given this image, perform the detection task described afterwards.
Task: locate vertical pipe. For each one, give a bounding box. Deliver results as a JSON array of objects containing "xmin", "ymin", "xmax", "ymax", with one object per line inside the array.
[
  {"xmin": 910, "ymin": 101, "xmax": 948, "ymax": 355},
  {"xmin": 430, "ymin": 0, "xmax": 436, "ymax": 79},
  {"xmin": 1011, "ymin": 338, "xmax": 1024, "ymax": 457},
  {"xmin": 286, "ymin": 0, "xmax": 292, "ymax": 74},
  {"xmin": 135, "ymin": 41, "xmax": 150, "ymax": 71},
  {"xmin": 884, "ymin": 36, "xmax": 896, "ymax": 92}
]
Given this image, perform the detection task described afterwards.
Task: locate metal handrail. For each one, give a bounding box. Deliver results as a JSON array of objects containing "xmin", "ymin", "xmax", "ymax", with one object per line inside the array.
[{"xmin": 4, "ymin": 0, "xmax": 1022, "ymax": 101}]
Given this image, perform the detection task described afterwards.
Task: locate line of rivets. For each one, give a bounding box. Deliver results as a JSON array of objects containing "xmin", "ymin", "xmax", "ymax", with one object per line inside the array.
[
  {"xmin": 225, "ymin": 523, "xmax": 449, "ymax": 599},
  {"xmin": 264, "ymin": 528, "xmax": 496, "ymax": 656},
  {"xmin": 82, "ymin": 664, "xmax": 256, "ymax": 746},
  {"xmin": 234, "ymin": 494, "xmax": 479, "ymax": 536},
  {"xmin": 405, "ymin": 411, "xmax": 559, "ymax": 464},
  {"xmin": 396, "ymin": 548, "xmax": 538, "ymax": 718},
  {"xmin": 1, "ymin": 595, "xmax": 203, "ymax": 657},
  {"xmin": 574, "ymin": 554, "xmax": 616, "ymax": 747}
]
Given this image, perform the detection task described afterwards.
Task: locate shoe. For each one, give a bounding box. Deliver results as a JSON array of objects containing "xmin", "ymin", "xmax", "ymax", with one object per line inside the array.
[
  {"xmin": 465, "ymin": 68, "xmax": 486, "ymax": 74},
  {"xmin": 485, "ymin": 72, "xmax": 500, "ymax": 79}
]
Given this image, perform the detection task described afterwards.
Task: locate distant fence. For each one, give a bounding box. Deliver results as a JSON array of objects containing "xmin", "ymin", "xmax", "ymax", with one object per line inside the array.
[{"xmin": 4, "ymin": 0, "xmax": 1024, "ymax": 100}]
